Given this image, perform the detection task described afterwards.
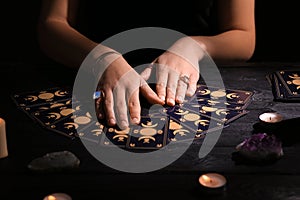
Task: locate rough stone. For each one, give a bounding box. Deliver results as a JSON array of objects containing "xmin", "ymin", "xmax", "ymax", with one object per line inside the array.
[{"xmin": 28, "ymin": 151, "xmax": 80, "ymax": 172}]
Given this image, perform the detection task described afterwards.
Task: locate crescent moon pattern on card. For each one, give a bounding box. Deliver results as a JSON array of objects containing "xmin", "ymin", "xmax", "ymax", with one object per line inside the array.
[
  {"xmin": 47, "ymin": 112, "xmax": 61, "ymax": 120},
  {"xmin": 25, "ymin": 95, "xmax": 38, "ymax": 102},
  {"xmin": 54, "ymin": 90, "xmax": 68, "ymax": 97},
  {"xmin": 64, "ymin": 122, "xmax": 79, "ymax": 129}
]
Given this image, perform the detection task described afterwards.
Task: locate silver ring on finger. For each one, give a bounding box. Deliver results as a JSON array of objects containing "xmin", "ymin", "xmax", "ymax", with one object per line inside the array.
[{"xmin": 179, "ymin": 74, "xmax": 190, "ymax": 85}]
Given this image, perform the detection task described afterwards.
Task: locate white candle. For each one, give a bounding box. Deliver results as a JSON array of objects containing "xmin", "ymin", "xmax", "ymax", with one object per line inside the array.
[
  {"xmin": 199, "ymin": 173, "xmax": 227, "ymax": 189},
  {"xmin": 259, "ymin": 112, "xmax": 283, "ymax": 123},
  {"xmin": 43, "ymin": 193, "xmax": 72, "ymax": 200},
  {"xmin": 0, "ymin": 118, "xmax": 8, "ymax": 159}
]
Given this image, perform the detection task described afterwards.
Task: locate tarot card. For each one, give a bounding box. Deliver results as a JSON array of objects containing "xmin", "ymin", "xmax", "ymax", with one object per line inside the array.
[
  {"xmin": 183, "ymin": 97, "xmax": 250, "ymax": 111},
  {"xmin": 22, "ymin": 98, "xmax": 73, "ymax": 114},
  {"xmin": 101, "ymin": 125, "xmax": 131, "ymax": 148},
  {"xmin": 46, "ymin": 104, "xmax": 98, "ymax": 139},
  {"xmin": 11, "ymin": 87, "xmax": 72, "ymax": 108},
  {"xmin": 161, "ymin": 105, "xmax": 225, "ymax": 133},
  {"xmin": 275, "ymin": 70, "xmax": 300, "ymax": 98},
  {"xmin": 30, "ymin": 100, "xmax": 78, "ymax": 126},
  {"xmin": 76, "ymin": 120, "xmax": 106, "ymax": 144},
  {"xmin": 126, "ymin": 116, "xmax": 168, "ymax": 150},
  {"xmin": 193, "ymin": 84, "xmax": 253, "ymax": 105}
]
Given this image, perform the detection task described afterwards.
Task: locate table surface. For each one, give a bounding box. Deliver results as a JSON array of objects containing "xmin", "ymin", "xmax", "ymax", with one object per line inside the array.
[{"xmin": 1, "ymin": 61, "xmax": 300, "ymax": 200}]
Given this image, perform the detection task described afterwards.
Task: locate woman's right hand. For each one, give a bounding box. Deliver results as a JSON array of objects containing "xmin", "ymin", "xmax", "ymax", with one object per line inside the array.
[{"xmin": 95, "ymin": 55, "xmax": 164, "ymax": 130}]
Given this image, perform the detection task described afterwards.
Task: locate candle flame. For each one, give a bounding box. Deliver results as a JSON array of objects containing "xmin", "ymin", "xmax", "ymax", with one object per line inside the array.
[
  {"xmin": 202, "ymin": 175, "xmax": 212, "ymax": 183},
  {"xmin": 47, "ymin": 195, "xmax": 57, "ymax": 200}
]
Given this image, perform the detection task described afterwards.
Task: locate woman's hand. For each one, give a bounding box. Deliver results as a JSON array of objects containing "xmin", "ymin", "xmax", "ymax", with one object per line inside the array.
[
  {"xmin": 96, "ymin": 56, "xmax": 164, "ymax": 130},
  {"xmin": 149, "ymin": 37, "xmax": 205, "ymax": 106}
]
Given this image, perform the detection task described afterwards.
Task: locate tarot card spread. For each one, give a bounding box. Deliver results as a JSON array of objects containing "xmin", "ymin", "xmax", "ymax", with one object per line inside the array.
[{"xmin": 11, "ymin": 84, "xmax": 253, "ymax": 149}]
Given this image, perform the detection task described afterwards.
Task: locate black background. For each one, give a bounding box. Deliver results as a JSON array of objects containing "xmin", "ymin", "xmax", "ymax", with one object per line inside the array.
[{"xmin": 1, "ymin": 1, "xmax": 300, "ymax": 64}]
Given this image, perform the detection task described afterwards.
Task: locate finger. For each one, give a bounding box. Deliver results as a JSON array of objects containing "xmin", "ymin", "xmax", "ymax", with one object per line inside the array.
[
  {"xmin": 114, "ymin": 89, "xmax": 129, "ymax": 130},
  {"xmin": 95, "ymin": 95, "xmax": 104, "ymax": 119},
  {"xmin": 166, "ymin": 71, "xmax": 179, "ymax": 106},
  {"xmin": 103, "ymin": 89, "xmax": 116, "ymax": 126},
  {"xmin": 156, "ymin": 65, "xmax": 168, "ymax": 102},
  {"xmin": 186, "ymin": 73, "xmax": 198, "ymax": 97},
  {"xmin": 127, "ymin": 89, "xmax": 141, "ymax": 125},
  {"xmin": 175, "ymin": 76, "xmax": 189, "ymax": 104},
  {"xmin": 140, "ymin": 63, "xmax": 153, "ymax": 81},
  {"xmin": 140, "ymin": 81, "xmax": 165, "ymax": 105}
]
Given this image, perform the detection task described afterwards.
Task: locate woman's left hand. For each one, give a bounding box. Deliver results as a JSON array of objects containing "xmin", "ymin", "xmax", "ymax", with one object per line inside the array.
[{"xmin": 142, "ymin": 36, "xmax": 205, "ymax": 106}]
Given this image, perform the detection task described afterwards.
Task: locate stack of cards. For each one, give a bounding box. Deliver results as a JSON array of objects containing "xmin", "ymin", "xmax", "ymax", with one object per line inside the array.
[
  {"xmin": 11, "ymin": 84, "xmax": 253, "ymax": 149},
  {"xmin": 267, "ymin": 70, "xmax": 300, "ymax": 102}
]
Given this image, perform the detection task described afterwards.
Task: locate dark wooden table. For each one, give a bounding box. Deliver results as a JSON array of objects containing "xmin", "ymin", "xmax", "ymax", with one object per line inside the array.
[{"xmin": 1, "ymin": 61, "xmax": 300, "ymax": 200}]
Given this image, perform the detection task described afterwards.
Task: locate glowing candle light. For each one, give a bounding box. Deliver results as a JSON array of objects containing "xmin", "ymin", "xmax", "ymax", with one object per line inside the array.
[
  {"xmin": 43, "ymin": 193, "xmax": 72, "ymax": 200},
  {"xmin": 259, "ymin": 112, "xmax": 283, "ymax": 123},
  {"xmin": 0, "ymin": 118, "xmax": 8, "ymax": 159},
  {"xmin": 199, "ymin": 173, "xmax": 227, "ymax": 189}
]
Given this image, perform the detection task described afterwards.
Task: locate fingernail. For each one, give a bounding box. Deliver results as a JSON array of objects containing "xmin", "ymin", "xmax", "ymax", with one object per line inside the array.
[
  {"xmin": 159, "ymin": 95, "xmax": 165, "ymax": 101},
  {"xmin": 132, "ymin": 117, "xmax": 139, "ymax": 124},
  {"xmin": 167, "ymin": 98, "xmax": 175, "ymax": 106},
  {"xmin": 109, "ymin": 118, "xmax": 116, "ymax": 125},
  {"xmin": 176, "ymin": 96, "xmax": 184, "ymax": 103},
  {"xmin": 120, "ymin": 120, "xmax": 128, "ymax": 128},
  {"xmin": 187, "ymin": 89, "xmax": 195, "ymax": 96}
]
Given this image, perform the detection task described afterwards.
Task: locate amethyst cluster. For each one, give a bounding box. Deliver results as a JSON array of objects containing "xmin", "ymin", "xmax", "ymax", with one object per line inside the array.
[{"xmin": 236, "ymin": 133, "xmax": 284, "ymax": 162}]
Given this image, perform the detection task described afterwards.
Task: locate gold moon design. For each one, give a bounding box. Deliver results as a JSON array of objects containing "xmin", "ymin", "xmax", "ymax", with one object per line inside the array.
[
  {"xmin": 64, "ymin": 122, "xmax": 79, "ymax": 129},
  {"xmin": 74, "ymin": 116, "xmax": 91, "ymax": 124},
  {"xmin": 194, "ymin": 119, "xmax": 209, "ymax": 126},
  {"xmin": 140, "ymin": 128, "xmax": 157, "ymax": 136},
  {"xmin": 114, "ymin": 127, "xmax": 130, "ymax": 134},
  {"xmin": 211, "ymin": 90, "xmax": 226, "ymax": 97},
  {"xmin": 216, "ymin": 109, "xmax": 228, "ymax": 116},
  {"xmin": 289, "ymin": 75, "xmax": 300, "ymax": 79},
  {"xmin": 202, "ymin": 106, "xmax": 218, "ymax": 112},
  {"xmin": 175, "ymin": 110, "xmax": 189, "ymax": 115},
  {"xmin": 207, "ymin": 100, "xmax": 220, "ymax": 104},
  {"xmin": 38, "ymin": 93, "xmax": 54, "ymax": 100},
  {"xmin": 183, "ymin": 113, "xmax": 200, "ymax": 121},
  {"xmin": 60, "ymin": 108, "xmax": 75, "ymax": 116},
  {"xmin": 66, "ymin": 100, "xmax": 72, "ymax": 105},
  {"xmin": 26, "ymin": 95, "xmax": 38, "ymax": 102},
  {"xmin": 192, "ymin": 104, "xmax": 201, "ymax": 108},
  {"xmin": 48, "ymin": 112, "xmax": 61, "ymax": 120},
  {"xmin": 169, "ymin": 120, "xmax": 183, "ymax": 130},
  {"xmin": 54, "ymin": 90, "xmax": 68, "ymax": 97},
  {"xmin": 173, "ymin": 129, "xmax": 190, "ymax": 135},
  {"xmin": 91, "ymin": 129, "xmax": 103, "ymax": 132},
  {"xmin": 138, "ymin": 136, "xmax": 155, "ymax": 142},
  {"xmin": 113, "ymin": 135, "xmax": 128, "ymax": 140},
  {"xmin": 50, "ymin": 103, "xmax": 65, "ymax": 108},
  {"xmin": 226, "ymin": 93, "xmax": 238, "ymax": 99},
  {"xmin": 198, "ymin": 89, "xmax": 210, "ymax": 95},
  {"xmin": 86, "ymin": 112, "xmax": 92, "ymax": 118},
  {"xmin": 141, "ymin": 122, "xmax": 158, "ymax": 128}
]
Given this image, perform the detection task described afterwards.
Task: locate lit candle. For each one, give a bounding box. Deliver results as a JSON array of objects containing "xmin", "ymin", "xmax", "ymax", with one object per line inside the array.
[
  {"xmin": 0, "ymin": 118, "xmax": 8, "ymax": 159},
  {"xmin": 43, "ymin": 193, "xmax": 72, "ymax": 200},
  {"xmin": 259, "ymin": 112, "xmax": 283, "ymax": 123},
  {"xmin": 199, "ymin": 173, "xmax": 227, "ymax": 189}
]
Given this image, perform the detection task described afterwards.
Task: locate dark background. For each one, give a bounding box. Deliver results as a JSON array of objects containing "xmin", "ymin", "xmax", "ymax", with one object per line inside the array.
[{"xmin": 1, "ymin": 1, "xmax": 300, "ymax": 65}]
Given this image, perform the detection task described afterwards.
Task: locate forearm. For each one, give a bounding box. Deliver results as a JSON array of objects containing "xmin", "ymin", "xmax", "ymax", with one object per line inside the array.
[
  {"xmin": 38, "ymin": 20, "xmax": 113, "ymax": 69},
  {"xmin": 192, "ymin": 30, "xmax": 255, "ymax": 63}
]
